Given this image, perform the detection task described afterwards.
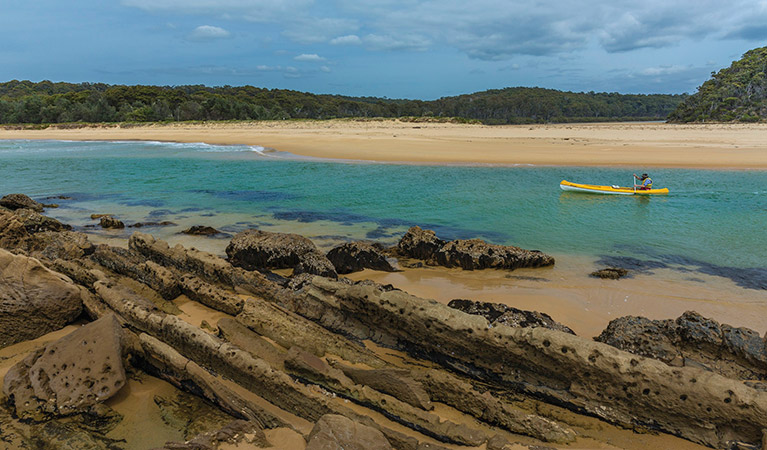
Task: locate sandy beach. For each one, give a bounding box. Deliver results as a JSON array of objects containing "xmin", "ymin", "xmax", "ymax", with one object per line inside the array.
[{"xmin": 2, "ymin": 120, "xmax": 767, "ymax": 168}]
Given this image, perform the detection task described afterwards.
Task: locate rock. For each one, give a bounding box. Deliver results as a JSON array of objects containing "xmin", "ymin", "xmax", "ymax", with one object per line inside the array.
[
  {"xmin": 296, "ymin": 277, "xmax": 767, "ymax": 449},
  {"xmin": 99, "ymin": 216, "xmax": 124, "ymax": 229},
  {"xmin": 590, "ymin": 267, "xmax": 629, "ymax": 279},
  {"xmin": 396, "ymin": 226, "xmax": 554, "ymax": 270},
  {"xmin": 435, "ymin": 239, "xmax": 554, "ymax": 270},
  {"xmin": 596, "ymin": 311, "xmax": 767, "ymax": 380},
  {"xmin": 182, "ymin": 225, "xmax": 220, "ymax": 236},
  {"xmin": 90, "ymin": 244, "xmax": 181, "ymax": 301},
  {"xmin": 3, "ymin": 314, "xmax": 126, "ymax": 421},
  {"xmin": 327, "ymin": 241, "xmax": 398, "ymax": 274},
  {"xmin": 180, "ymin": 275, "xmax": 244, "ymax": 316},
  {"xmin": 306, "ymin": 415, "xmax": 393, "ymax": 450},
  {"xmin": 0, "ymin": 249, "xmax": 83, "ymax": 348},
  {"xmin": 217, "ymin": 317, "xmax": 287, "ymax": 369},
  {"xmin": 337, "ymin": 365, "xmax": 433, "ymax": 411},
  {"xmin": 294, "ymin": 251, "xmax": 338, "ymax": 278},
  {"xmin": 226, "ymin": 229, "xmax": 337, "ymax": 278},
  {"xmin": 0, "ymin": 208, "xmax": 72, "ymax": 250},
  {"xmin": 90, "ymin": 214, "xmax": 113, "ymax": 220},
  {"xmin": 25, "ymin": 230, "xmax": 95, "ymax": 260},
  {"xmin": 226, "ymin": 229, "xmax": 318, "ymax": 270},
  {"xmin": 413, "ymin": 369, "xmax": 575, "ymax": 443},
  {"xmin": 397, "ymin": 226, "xmax": 445, "ymax": 261},
  {"xmin": 0, "ymin": 193, "xmax": 44, "ymax": 212},
  {"xmin": 152, "ymin": 419, "xmax": 268, "ymax": 450},
  {"xmin": 448, "ymin": 299, "xmax": 575, "ymax": 335},
  {"xmin": 129, "ymin": 221, "xmax": 176, "ymax": 228}
]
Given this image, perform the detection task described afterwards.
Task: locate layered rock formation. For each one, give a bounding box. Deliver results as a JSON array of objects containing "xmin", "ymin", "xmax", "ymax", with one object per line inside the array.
[
  {"xmin": 448, "ymin": 299, "xmax": 575, "ymax": 335},
  {"xmin": 327, "ymin": 241, "xmax": 398, "ymax": 274}
]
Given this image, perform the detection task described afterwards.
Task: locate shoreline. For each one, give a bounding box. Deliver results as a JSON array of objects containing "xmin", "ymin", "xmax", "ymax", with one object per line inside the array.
[{"xmin": 2, "ymin": 120, "xmax": 767, "ymax": 169}]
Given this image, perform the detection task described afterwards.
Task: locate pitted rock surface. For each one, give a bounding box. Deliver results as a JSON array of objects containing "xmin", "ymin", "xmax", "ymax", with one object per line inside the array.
[
  {"xmin": 596, "ymin": 311, "xmax": 767, "ymax": 380},
  {"xmin": 0, "ymin": 249, "xmax": 83, "ymax": 348},
  {"xmin": 99, "ymin": 216, "xmax": 125, "ymax": 229},
  {"xmin": 327, "ymin": 241, "xmax": 398, "ymax": 274},
  {"xmin": 3, "ymin": 314, "xmax": 126, "ymax": 420}
]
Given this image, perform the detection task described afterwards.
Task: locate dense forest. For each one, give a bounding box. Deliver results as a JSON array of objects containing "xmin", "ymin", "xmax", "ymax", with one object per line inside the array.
[
  {"xmin": 669, "ymin": 46, "xmax": 767, "ymax": 122},
  {"xmin": 0, "ymin": 80, "xmax": 685, "ymax": 125}
]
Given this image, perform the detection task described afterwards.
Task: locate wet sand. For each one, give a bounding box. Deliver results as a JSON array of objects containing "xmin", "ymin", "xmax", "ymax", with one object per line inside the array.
[{"xmin": 2, "ymin": 120, "xmax": 767, "ymax": 168}]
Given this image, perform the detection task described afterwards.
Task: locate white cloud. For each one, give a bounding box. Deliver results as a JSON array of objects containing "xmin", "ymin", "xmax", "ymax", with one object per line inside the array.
[
  {"xmin": 188, "ymin": 25, "xmax": 231, "ymax": 40},
  {"xmin": 639, "ymin": 65, "xmax": 688, "ymax": 76},
  {"xmin": 294, "ymin": 53, "xmax": 326, "ymax": 62},
  {"xmin": 330, "ymin": 34, "xmax": 362, "ymax": 45},
  {"xmin": 320, "ymin": 65, "xmax": 331, "ymax": 72}
]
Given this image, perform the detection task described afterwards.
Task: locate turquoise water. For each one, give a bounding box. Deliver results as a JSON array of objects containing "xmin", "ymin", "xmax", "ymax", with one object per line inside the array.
[{"xmin": 1, "ymin": 139, "xmax": 766, "ymax": 287}]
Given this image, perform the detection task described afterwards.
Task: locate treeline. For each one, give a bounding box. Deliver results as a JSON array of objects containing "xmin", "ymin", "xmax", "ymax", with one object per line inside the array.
[
  {"xmin": 0, "ymin": 80, "xmax": 685, "ymax": 125},
  {"xmin": 669, "ymin": 46, "xmax": 767, "ymax": 123}
]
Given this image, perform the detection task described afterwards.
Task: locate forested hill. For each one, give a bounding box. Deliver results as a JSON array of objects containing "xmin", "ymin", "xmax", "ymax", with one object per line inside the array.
[
  {"xmin": 669, "ymin": 46, "xmax": 767, "ymax": 123},
  {"xmin": 0, "ymin": 80, "xmax": 685, "ymax": 125}
]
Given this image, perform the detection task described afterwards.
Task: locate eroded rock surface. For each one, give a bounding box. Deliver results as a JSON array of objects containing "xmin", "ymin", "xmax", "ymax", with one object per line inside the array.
[
  {"xmin": 182, "ymin": 225, "xmax": 220, "ymax": 236},
  {"xmin": 0, "ymin": 193, "xmax": 44, "ymax": 212},
  {"xmin": 448, "ymin": 299, "xmax": 575, "ymax": 335},
  {"xmin": 99, "ymin": 216, "xmax": 125, "ymax": 229},
  {"xmin": 306, "ymin": 414, "xmax": 392, "ymax": 450},
  {"xmin": 595, "ymin": 311, "xmax": 767, "ymax": 380},
  {"xmin": 0, "ymin": 249, "xmax": 83, "ymax": 348},
  {"xmin": 327, "ymin": 241, "xmax": 398, "ymax": 274},
  {"xmin": 226, "ymin": 229, "xmax": 332, "ymax": 273},
  {"xmin": 396, "ymin": 226, "xmax": 554, "ymax": 270},
  {"xmin": 3, "ymin": 314, "xmax": 126, "ymax": 420}
]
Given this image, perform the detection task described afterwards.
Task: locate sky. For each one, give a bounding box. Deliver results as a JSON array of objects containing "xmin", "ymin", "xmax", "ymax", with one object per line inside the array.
[{"xmin": 1, "ymin": 0, "xmax": 766, "ymax": 99}]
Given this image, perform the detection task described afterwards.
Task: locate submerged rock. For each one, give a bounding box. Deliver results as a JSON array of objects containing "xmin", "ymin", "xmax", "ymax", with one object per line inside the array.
[
  {"xmin": 0, "ymin": 193, "xmax": 44, "ymax": 212},
  {"xmin": 182, "ymin": 225, "xmax": 219, "ymax": 236},
  {"xmin": 3, "ymin": 314, "xmax": 126, "ymax": 421},
  {"xmin": 590, "ymin": 267, "xmax": 629, "ymax": 279},
  {"xmin": 0, "ymin": 249, "xmax": 83, "ymax": 348},
  {"xmin": 306, "ymin": 414, "xmax": 392, "ymax": 450},
  {"xmin": 327, "ymin": 241, "xmax": 398, "ymax": 274},
  {"xmin": 99, "ymin": 216, "xmax": 124, "ymax": 229},
  {"xmin": 448, "ymin": 299, "xmax": 575, "ymax": 335},
  {"xmin": 226, "ymin": 229, "xmax": 337, "ymax": 278},
  {"xmin": 596, "ymin": 311, "xmax": 767, "ymax": 380},
  {"xmin": 129, "ymin": 221, "xmax": 176, "ymax": 228}
]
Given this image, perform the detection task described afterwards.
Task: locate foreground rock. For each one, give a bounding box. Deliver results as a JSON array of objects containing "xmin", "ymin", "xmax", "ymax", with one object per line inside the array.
[
  {"xmin": 448, "ymin": 299, "xmax": 575, "ymax": 335},
  {"xmin": 296, "ymin": 277, "xmax": 767, "ymax": 449},
  {"xmin": 0, "ymin": 207, "xmax": 72, "ymax": 250},
  {"xmin": 306, "ymin": 414, "xmax": 392, "ymax": 450},
  {"xmin": 0, "ymin": 193, "xmax": 44, "ymax": 212},
  {"xmin": 3, "ymin": 314, "xmax": 126, "ymax": 421},
  {"xmin": 397, "ymin": 226, "xmax": 554, "ymax": 270},
  {"xmin": 327, "ymin": 241, "xmax": 398, "ymax": 274},
  {"xmin": 226, "ymin": 229, "xmax": 337, "ymax": 278},
  {"xmin": 0, "ymin": 249, "xmax": 83, "ymax": 348},
  {"xmin": 595, "ymin": 311, "xmax": 767, "ymax": 380}
]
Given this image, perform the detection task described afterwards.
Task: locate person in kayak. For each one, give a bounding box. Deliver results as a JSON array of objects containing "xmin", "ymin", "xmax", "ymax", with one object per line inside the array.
[{"xmin": 633, "ymin": 173, "xmax": 653, "ymax": 190}]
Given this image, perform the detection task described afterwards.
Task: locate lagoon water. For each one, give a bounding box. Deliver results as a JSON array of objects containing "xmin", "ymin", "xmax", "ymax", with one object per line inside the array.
[{"xmin": 2, "ymin": 139, "xmax": 766, "ymax": 289}]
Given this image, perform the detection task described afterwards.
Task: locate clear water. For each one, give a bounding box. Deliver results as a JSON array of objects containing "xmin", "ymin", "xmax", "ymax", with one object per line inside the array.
[{"xmin": 2, "ymin": 139, "xmax": 766, "ymax": 286}]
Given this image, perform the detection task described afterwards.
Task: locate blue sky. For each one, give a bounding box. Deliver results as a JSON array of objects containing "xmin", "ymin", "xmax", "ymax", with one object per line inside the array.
[{"xmin": 2, "ymin": 0, "xmax": 766, "ymax": 99}]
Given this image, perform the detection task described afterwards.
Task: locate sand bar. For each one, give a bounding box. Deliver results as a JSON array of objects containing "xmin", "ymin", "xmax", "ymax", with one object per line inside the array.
[{"xmin": 2, "ymin": 120, "xmax": 767, "ymax": 168}]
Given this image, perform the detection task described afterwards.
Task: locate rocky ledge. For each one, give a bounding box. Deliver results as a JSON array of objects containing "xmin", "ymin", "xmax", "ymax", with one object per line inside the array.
[{"xmin": 0, "ymin": 203, "xmax": 765, "ymax": 450}]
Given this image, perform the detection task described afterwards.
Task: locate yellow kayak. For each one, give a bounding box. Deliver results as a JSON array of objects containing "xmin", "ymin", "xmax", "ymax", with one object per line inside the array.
[{"xmin": 560, "ymin": 180, "xmax": 669, "ymax": 195}]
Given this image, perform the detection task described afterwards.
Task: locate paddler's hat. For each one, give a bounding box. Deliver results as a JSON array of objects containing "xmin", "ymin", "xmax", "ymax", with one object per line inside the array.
[{"xmin": 640, "ymin": 173, "xmax": 648, "ymax": 179}]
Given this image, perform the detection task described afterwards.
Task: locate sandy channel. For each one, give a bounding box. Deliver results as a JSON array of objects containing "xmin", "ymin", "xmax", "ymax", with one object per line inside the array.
[{"xmin": 2, "ymin": 120, "xmax": 767, "ymax": 168}]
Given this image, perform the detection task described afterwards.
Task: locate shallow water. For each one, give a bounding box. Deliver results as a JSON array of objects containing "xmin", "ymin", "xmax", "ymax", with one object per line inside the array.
[{"xmin": 2, "ymin": 139, "xmax": 766, "ymax": 289}]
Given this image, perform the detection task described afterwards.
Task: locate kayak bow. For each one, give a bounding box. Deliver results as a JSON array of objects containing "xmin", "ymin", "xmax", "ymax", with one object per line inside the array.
[{"xmin": 560, "ymin": 180, "xmax": 669, "ymax": 195}]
